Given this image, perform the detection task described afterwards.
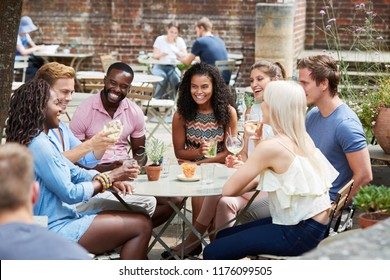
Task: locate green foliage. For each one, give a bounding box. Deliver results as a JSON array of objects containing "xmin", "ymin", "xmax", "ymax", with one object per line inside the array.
[
  {"xmin": 353, "ymin": 184, "xmax": 390, "ymax": 213},
  {"xmin": 347, "ymin": 78, "xmax": 390, "ymax": 129},
  {"xmin": 244, "ymin": 92, "xmax": 254, "ymax": 109},
  {"xmin": 318, "ymin": 1, "xmax": 389, "ymax": 134},
  {"xmin": 144, "ymin": 138, "xmax": 166, "ymax": 166}
]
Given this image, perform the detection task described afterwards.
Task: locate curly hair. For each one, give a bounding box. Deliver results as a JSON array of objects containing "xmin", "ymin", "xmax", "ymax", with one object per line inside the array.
[
  {"xmin": 6, "ymin": 79, "xmax": 51, "ymax": 145},
  {"xmin": 177, "ymin": 62, "xmax": 237, "ymax": 128}
]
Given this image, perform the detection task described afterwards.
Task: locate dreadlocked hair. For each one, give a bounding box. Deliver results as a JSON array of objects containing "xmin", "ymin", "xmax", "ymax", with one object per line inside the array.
[
  {"xmin": 177, "ymin": 62, "xmax": 238, "ymax": 127},
  {"xmin": 6, "ymin": 79, "xmax": 50, "ymax": 145}
]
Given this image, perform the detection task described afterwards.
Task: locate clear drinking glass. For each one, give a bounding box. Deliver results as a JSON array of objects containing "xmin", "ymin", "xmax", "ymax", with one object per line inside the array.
[
  {"xmin": 226, "ymin": 134, "xmax": 244, "ymax": 157},
  {"xmin": 103, "ymin": 119, "xmax": 124, "ymax": 160},
  {"xmin": 160, "ymin": 157, "xmax": 170, "ymax": 178},
  {"xmin": 204, "ymin": 139, "xmax": 217, "ymax": 158},
  {"xmin": 244, "ymin": 114, "xmax": 261, "ymax": 140}
]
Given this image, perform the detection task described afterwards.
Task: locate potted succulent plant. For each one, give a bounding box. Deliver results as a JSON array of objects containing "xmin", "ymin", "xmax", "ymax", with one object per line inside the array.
[
  {"xmin": 353, "ymin": 184, "xmax": 390, "ymax": 228},
  {"xmin": 143, "ymin": 138, "xmax": 166, "ymax": 181}
]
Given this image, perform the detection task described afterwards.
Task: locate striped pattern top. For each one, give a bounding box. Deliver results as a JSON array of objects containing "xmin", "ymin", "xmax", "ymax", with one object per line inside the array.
[{"xmin": 185, "ymin": 112, "xmax": 225, "ymax": 161}]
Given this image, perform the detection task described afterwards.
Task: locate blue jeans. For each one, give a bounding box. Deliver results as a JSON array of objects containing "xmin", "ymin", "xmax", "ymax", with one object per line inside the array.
[
  {"xmin": 203, "ymin": 217, "xmax": 327, "ymax": 260},
  {"xmin": 151, "ymin": 64, "xmax": 180, "ymax": 100}
]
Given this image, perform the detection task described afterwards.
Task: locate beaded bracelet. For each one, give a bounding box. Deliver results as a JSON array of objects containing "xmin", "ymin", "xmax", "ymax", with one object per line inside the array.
[{"xmin": 94, "ymin": 172, "xmax": 112, "ymax": 192}]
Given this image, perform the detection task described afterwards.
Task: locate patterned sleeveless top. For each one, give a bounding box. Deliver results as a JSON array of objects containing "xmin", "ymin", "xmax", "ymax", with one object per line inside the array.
[{"xmin": 185, "ymin": 112, "xmax": 225, "ymax": 161}]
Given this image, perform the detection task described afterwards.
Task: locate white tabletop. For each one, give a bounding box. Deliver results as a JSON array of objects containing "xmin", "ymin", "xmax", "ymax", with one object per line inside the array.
[
  {"xmin": 33, "ymin": 52, "xmax": 94, "ymax": 58},
  {"xmin": 138, "ymin": 56, "xmax": 181, "ymax": 66},
  {"xmin": 76, "ymin": 71, "xmax": 163, "ymax": 84},
  {"xmin": 133, "ymin": 164, "xmax": 236, "ymax": 197}
]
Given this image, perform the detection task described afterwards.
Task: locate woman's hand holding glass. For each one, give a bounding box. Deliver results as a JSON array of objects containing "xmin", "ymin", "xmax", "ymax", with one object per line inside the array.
[
  {"xmin": 225, "ymin": 154, "xmax": 244, "ymax": 168},
  {"xmin": 244, "ymin": 114, "xmax": 263, "ymax": 141},
  {"xmin": 199, "ymin": 139, "xmax": 217, "ymax": 158}
]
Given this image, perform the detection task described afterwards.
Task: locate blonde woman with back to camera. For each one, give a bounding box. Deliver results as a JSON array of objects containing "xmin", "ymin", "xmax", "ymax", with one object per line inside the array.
[{"xmin": 203, "ymin": 81, "xmax": 339, "ymax": 260}]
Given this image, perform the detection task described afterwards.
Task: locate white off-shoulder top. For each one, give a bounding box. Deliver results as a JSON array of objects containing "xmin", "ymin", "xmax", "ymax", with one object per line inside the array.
[{"xmin": 257, "ymin": 147, "xmax": 339, "ymax": 225}]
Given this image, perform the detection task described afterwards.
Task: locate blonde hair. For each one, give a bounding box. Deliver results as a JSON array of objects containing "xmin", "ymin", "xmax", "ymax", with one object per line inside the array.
[
  {"xmin": 0, "ymin": 143, "xmax": 34, "ymax": 211},
  {"xmin": 264, "ymin": 81, "xmax": 323, "ymax": 175},
  {"xmin": 264, "ymin": 81, "xmax": 308, "ymax": 152},
  {"xmin": 35, "ymin": 62, "xmax": 75, "ymax": 87}
]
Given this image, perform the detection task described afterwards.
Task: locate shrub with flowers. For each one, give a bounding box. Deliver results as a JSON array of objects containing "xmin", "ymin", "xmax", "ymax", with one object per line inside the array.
[
  {"xmin": 318, "ymin": 1, "xmax": 390, "ymax": 137},
  {"xmin": 348, "ymin": 78, "xmax": 390, "ymax": 129}
]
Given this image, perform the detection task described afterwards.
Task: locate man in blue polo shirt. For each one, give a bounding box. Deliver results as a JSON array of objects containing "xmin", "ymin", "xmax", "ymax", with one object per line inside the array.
[{"xmin": 179, "ymin": 17, "xmax": 230, "ymax": 84}]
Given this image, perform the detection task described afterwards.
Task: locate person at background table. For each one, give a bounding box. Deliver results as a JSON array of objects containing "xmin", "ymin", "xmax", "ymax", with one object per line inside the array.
[
  {"xmin": 0, "ymin": 143, "xmax": 91, "ymax": 260},
  {"xmin": 70, "ymin": 62, "xmax": 181, "ymax": 228},
  {"xmin": 178, "ymin": 17, "xmax": 230, "ymax": 85},
  {"xmin": 16, "ymin": 16, "xmax": 45, "ymax": 81},
  {"xmin": 151, "ymin": 21, "xmax": 187, "ymax": 100},
  {"xmin": 6, "ymin": 79, "xmax": 152, "ymax": 259},
  {"xmin": 297, "ymin": 55, "xmax": 372, "ymax": 205},
  {"xmin": 167, "ymin": 61, "xmax": 286, "ymax": 257},
  {"xmin": 170, "ymin": 62, "xmax": 238, "ymax": 257},
  {"xmin": 36, "ymin": 62, "xmax": 156, "ymax": 218},
  {"xmin": 203, "ymin": 81, "xmax": 339, "ymax": 260}
]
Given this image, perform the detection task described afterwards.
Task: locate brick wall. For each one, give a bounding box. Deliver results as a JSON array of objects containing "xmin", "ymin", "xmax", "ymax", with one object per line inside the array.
[
  {"xmin": 21, "ymin": 0, "xmax": 389, "ymax": 86},
  {"xmin": 305, "ymin": 0, "xmax": 390, "ymax": 50}
]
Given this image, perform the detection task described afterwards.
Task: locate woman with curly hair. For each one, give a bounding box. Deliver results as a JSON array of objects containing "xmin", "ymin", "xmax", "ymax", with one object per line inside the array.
[
  {"xmin": 6, "ymin": 79, "xmax": 152, "ymax": 260},
  {"xmin": 164, "ymin": 62, "xmax": 238, "ymax": 258}
]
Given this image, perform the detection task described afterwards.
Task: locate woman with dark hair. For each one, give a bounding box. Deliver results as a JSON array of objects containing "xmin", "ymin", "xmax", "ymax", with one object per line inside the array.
[
  {"xmin": 6, "ymin": 79, "xmax": 152, "ymax": 260},
  {"xmin": 165, "ymin": 62, "xmax": 238, "ymax": 258}
]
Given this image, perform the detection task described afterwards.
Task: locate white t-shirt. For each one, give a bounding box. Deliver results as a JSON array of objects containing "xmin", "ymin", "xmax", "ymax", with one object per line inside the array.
[{"xmin": 153, "ymin": 35, "xmax": 187, "ymax": 64}]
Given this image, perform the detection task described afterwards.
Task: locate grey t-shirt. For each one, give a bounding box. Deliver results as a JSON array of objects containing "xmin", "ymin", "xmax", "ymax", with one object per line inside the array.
[{"xmin": 0, "ymin": 222, "xmax": 91, "ymax": 260}]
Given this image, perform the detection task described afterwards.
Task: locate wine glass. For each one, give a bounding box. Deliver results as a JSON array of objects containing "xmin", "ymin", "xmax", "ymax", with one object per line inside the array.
[
  {"xmin": 226, "ymin": 134, "xmax": 244, "ymax": 157},
  {"xmin": 103, "ymin": 119, "xmax": 124, "ymax": 160},
  {"xmin": 244, "ymin": 114, "xmax": 261, "ymax": 140}
]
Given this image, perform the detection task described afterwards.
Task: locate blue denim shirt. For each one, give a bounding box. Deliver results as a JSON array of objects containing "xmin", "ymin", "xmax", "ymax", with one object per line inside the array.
[
  {"xmin": 30, "ymin": 132, "xmax": 99, "ymax": 242},
  {"xmin": 49, "ymin": 121, "xmax": 100, "ymax": 168}
]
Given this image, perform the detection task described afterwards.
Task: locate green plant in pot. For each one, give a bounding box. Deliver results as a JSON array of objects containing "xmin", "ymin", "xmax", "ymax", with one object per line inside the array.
[
  {"xmin": 353, "ymin": 184, "xmax": 390, "ymax": 228},
  {"xmin": 143, "ymin": 138, "xmax": 166, "ymax": 181}
]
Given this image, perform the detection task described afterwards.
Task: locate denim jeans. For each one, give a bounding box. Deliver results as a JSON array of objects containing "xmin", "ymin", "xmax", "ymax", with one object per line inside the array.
[
  {"xmin": 203, "ymin": 217, "xmax": 328, "ymax": 260},
  {"xmin": 151, "ymin": 64, "xmax": 180, "ymax": 100}
]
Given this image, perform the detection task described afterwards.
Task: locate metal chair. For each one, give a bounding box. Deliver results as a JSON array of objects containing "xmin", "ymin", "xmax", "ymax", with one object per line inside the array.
[
  {"xmin": 215, "ymin": 60, "xmax": 237, "ymax": 88},
  {"xmin": 14, "ymin": 55, "xmax": 29, "ymax": 82}
]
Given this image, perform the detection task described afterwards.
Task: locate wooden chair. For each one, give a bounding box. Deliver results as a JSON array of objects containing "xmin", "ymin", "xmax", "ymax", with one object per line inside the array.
[
  {"xmin": 79, "ymin": 77, "xmax": 104, "ymax": 94},
  {"xmin": 100, "ymin": 54, "xmax": 118, "ymax": 73},
  {"xmin": 326, "ymin": 179, "xmax": 355, "ymax": 236},
  {"xmin": 248, "ymin": 179, "xmax": 355, "ymax": 260},
  {"xmin": 127, "ymin": 85, "xmax": 154, "ymax": 115},
  {"xmin": 130, "ymin": 64, "xmax": 149, "ymax": 74},
  {"xmin": 126, "ymin": 85, "xmax": 154, "ymax": 144}
]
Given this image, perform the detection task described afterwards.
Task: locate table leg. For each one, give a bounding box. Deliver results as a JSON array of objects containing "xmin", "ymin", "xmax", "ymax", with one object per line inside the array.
[
  {"xmin": 110, "ymin": 191, "xmax": 187, "ymax": 259},
  {"xmin": 73, "ymin": 57, "xmax": 88, "ymax": 72}
]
